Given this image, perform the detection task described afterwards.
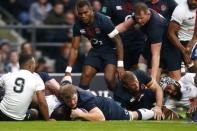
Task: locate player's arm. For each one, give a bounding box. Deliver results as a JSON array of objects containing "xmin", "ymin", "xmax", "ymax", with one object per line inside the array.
[
  {"xmin": 36, "ymin": 90, "xmax": 49, "ymax": 121},
  {"xmin": 167, "ymin": 6, "xmax": 191, "ymax": 65},
  {"xmin": 71, "ymin": 107, "xmax": 105, "ymax": 121},
  {"xmin": 64, "ymin": 36, "xmax": 81, "ymax": 76},
  {"xmin": 147, "ymin": 80, "xmax": 163, "ymax": 108},
  {"xmin": 116, "ymin": 18, "xmax": 135, "ymax": 33},
  {"xmin": 45, "ymin": 78, "xmax": 60, "ymax": 97},
  {"xmin": 167, "ymin": 21, "xmax": 185, "ymax": 53},
  {"xmin": 150, "ymin": 43, "xmax": 162, "ymax": 80},
  {"xmin": 61, "ymin": 36, "xmax": 81, "ymax": 84},
  {"xmin": 147, "ymin": 79, "xmax": 164, "ymax": 120},
  {"xmin": 111, "ymin": 34, "xmax": 124, "ymax": 62},
  {"xmin": 109, "ymin": 32, "xmax": 125, "ymax": 77},
  {"xmin": 168, "ymin": 21, "xmax": 191, "ymax": 65}
]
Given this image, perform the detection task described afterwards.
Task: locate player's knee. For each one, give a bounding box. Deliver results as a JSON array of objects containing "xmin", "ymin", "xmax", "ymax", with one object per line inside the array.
[
  {"xmin": 81, "ymin": 71, "xmax": 93, "ymax": 80},
  {"xmin": 104, "ymin": 74, "xmax": 115, "ymax": 86}
]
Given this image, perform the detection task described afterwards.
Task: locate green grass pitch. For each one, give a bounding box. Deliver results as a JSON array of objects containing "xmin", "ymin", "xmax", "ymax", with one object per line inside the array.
[{"xmin": 0, "ymin": 121, "xmax": 197, "ymax": 131}]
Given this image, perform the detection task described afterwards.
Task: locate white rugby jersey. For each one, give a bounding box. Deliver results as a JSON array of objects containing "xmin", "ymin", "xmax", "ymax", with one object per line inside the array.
[
  {"xmin": 179, "ymin": 73, "xmax": 197, "ymax": 99},
  {"xmin": 165, "ymin": 73, "xmax": 197, "ymax": 109},
  {"xmin": 175, "ymin": 0, "xmax": 186, "ymax": 5},
  {"xmin": 171, "ymin": 0, "xmax": 196, "ymax": 41},
  {"xmin": 0, "ymin": 70, "xmax": 45, "ymax": 120}
]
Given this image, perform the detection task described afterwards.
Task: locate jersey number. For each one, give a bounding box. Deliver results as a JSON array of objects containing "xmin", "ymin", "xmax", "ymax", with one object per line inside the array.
[{"xmin": 13, "ymin": 78, "xmax": 25, "ymax": 93}]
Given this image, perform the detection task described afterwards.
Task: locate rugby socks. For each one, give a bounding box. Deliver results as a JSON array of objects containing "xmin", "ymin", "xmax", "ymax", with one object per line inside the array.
[{"xmin": 137, "ymin": 108, "xmax": 154, "ymax": 120}]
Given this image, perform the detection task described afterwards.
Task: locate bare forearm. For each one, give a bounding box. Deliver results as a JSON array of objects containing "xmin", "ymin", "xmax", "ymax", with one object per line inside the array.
[
  {"xmin": 113, "ymin": 35, "xmax": 124, "ymax": 61},
  {"xmin": 80, "ymin": 112, "xmax": 105, "ymax": 121},
  {"xmin": 151, "ymin": 55, "xmax": 160, "ymax": 79},
  {"xmin": 168, "ymin": 31, "xmax": 185, "ymax": 52},
  {"xmin": 155, "ymin": 84, "xmax": 163, "ymax": 107},
  {"xmin": 67, "ymin": 48, "xmax": 78, "ymax": 67},
  {"xmin": 116, "ymin": 23, "xmax": 127, "ymax": 33},
  {"xmin": 39, "ymin": 102, "xmax": 49, "ymax": 121}
]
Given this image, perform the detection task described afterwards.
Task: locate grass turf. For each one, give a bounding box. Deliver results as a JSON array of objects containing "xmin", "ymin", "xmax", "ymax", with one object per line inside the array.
[{"xmin": 0, "ymin": 121, "xmax": 196, "ymax": 131}]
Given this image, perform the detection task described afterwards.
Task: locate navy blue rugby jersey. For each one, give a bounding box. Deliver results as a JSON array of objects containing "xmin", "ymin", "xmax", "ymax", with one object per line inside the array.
[
  {"xmin": 101, "ymin": 0, "xmax": 146, "ymax": 48},
  {"xmin": 73, "ymin": 12, "xmax": 116, "ymax": 52}
]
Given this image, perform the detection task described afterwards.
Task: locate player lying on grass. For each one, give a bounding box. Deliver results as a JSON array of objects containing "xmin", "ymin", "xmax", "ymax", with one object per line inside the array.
[
  {"xmin": 113, "ymin": 70, "xmax": 163, "ymax": 120},
  {"xmin": 160, "ymin": 75, "xmax": 197, "ymax": 121},
  {"xmin": 59, "ymin": 80, "xmax": 156, "ymax": 121}
]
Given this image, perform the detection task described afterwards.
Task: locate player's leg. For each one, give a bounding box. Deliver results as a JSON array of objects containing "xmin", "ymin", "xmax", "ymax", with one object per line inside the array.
[
  {"xmin": 102, "ymin": 50, "xmax": 117, "ymax": 91},
  {"xmin": 124, "ymin": 48, "xmax": 142, "ymax": 70},
  {"xmin": 128, "ymin": 109, "xmax": 154, "ymax": 120},
  {"xmin": 103, "ymin": 97, "xmax": 154, "ymax": 120},
  {"xmin": 161, "ymin": 46, "xmax": 182, "ymax": 80},
  {"xmin": 79, "ymin": 50, "xmax": 100, "ymax": 90},
  {"xmin": 104, "ymin": 64, "xmax": 116, "ymax": 91},
  {"xmin": 79, "ymin": 65, "xmax": 97, "ymax": 90}
]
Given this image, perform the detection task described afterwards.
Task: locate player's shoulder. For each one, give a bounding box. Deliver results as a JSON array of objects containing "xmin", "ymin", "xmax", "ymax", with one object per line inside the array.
[
  {"xmin": 173, "ymin": 1, "xmax": 187, "ymax": 12},
  {"xmin": 95, "ymin": 12, "xmax": 111, "ymax": 21},
  {"xmin": 149, "ymin": 9, "xmax": 166, "ymax": 26},
  {"xmin": 77, "ymin": 88, "xmax": 95, "ymax": 101}
]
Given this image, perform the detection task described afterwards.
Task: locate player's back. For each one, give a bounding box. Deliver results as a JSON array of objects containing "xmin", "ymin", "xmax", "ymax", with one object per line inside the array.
[{"xmin": 0, "ymin": 69, "xmax": 44, "ymax": 120}]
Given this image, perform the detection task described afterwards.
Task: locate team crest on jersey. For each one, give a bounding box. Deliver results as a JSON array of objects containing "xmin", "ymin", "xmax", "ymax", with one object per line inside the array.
[
  {"xmin": 130, "ymin": 97, "xmax": 135, "ymax": 103},
  {"xmin": 80, "ymin": 29, "xmax": 86, "ymax": 34},
  {"xmin": 161, "ymin": 4, "xmax": 167, "ymax": 12},
  {"xmin": 122, "ymin": 2, "xmax": 133, "ymax": 13},
  {"xmin": 95, "ymin": 27, "xmax": 101, "ymax": 34}
]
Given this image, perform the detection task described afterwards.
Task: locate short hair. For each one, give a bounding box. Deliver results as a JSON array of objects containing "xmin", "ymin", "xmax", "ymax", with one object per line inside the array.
[
  {"xmin": 133, "ymin": 2, "xmax": 149, "ymax": 16},
  {"xmin": 76, "ymin": 0, "xmax": 92, "ymax": 11},
  {"xmin": 121, "ymin": 71, "xmax": 138, "ymax": 85},
  {"xmin": 60, "ymin": 84, "xmax": 77, "ymax": 99},
  {"xmin": 21, "ymin": 42, "xmax": 31, "ymax": 50},
  {"xmin": 19, "ymin": 54, "xmax": 33, "ymax": 67}
]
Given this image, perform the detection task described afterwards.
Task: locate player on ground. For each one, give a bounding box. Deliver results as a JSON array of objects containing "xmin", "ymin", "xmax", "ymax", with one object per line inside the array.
[
  {"xmin": 113, "ymin": 70, "xmax": 164, "ymax": 120},
  {"xmin": 59, "ymin": 82, "xmax": 155, "ymax": 121}
]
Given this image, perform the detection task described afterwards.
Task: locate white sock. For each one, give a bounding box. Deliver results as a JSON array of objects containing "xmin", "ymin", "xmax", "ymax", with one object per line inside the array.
[{"xmin": 138, "ymin": 108, "xmax": 154, "ymax": 120}]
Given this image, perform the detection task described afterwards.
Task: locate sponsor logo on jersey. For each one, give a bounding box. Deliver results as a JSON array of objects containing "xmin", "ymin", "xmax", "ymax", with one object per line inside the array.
[
  {"xmin": 95, "ymin": 27, "xmax": 101, "ymax": 34},
  {"xmin": 116, "ymin": 6, "xmax": 122, "ymax": 10},
  {"xmin": 102, "ymin": 6, "xmax": 107, "ymax": 13},
  {"xmin": 188, "ymin": 16, "xmax": 194, "ymax": 20},
  {"xmin": 80, "ymin": 29, "xmax": 86, "ymax": 34}
]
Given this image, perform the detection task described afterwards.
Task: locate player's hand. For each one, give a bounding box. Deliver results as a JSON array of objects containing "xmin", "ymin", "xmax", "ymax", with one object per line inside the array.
[
  {"xmin": 187, "ymin": 98, "xmax": 197, "ymax": 114},
  {"xmin": 152, "ymin": 106, "xmax": 164, "ymax": 120},
  {"xmin": 70, "ymin": 108, "xmax": 86, "ymax": 119},
  {"xmin": 183, "ymin": 54, "xmax": 192, "ymax": 65},
  {"xmin": 117, "ymin": 67, "xmax": 125, "ymax": 79},
  {"xmin": 182, "ymin": 48, "xmax": 192, "ymax": 65}
]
